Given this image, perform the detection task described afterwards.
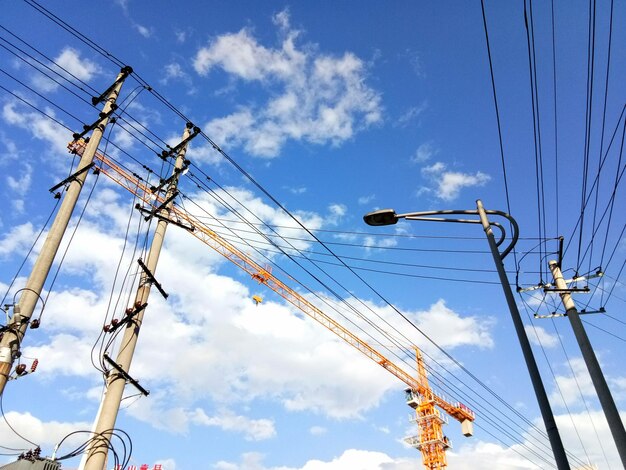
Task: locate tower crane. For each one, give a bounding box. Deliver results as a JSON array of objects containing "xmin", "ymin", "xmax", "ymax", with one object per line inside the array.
[{"xmin": 69, "ymin": 140, "xmax": 475, "ymax": 469}]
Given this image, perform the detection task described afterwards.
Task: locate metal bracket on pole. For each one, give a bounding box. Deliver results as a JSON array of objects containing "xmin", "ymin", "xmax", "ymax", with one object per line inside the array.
[
  {"xmin": 134, "ymin": 204, "xmax": 195, "ymax": 231},
  {"xmin": 534, "ymin": 308, "xmax": 604, "ymax": 319},
  {"xmin": 142, "ymin": 191, "xmax": 178, "ymax": 222},
  {"xmin": 136, "ymin": 258, "xmax": 168, "ymax": 299},
  {"xmin": 102, "ymin": 353, "xmax": 149, "ymax": 396},
  {"xmin": 544, "ymin": 287, "xmax": 590, "ymax": 293},
  {"xmin": 518, "ymin": 271, "xmax": 603, "ymax": 293},
  {"xmin": 149, "ymin": 165, "xmax": 189, "ymax": 194},
  {"xmin": 72, "ymin": 107, "xmax": 118, "ymax": 141},
  {"xmin": 48, "ymin": 163, "xmax": 95, "ymax": 193},
  {"xmin": 106, "ymin": 302, "xmax": 148, "ymax": 333},
  {"xmin": 158, "ymin": 124, "xmax": 201, "ymax": 161},
  {"xmin": 91, "ymin": 66, "xmax": 133, "ymax": 105}
]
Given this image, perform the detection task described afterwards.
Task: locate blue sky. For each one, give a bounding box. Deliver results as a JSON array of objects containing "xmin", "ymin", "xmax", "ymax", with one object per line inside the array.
[{"xmin": 1, "ymin": 1, "xmax": 625, "ymax": 469}]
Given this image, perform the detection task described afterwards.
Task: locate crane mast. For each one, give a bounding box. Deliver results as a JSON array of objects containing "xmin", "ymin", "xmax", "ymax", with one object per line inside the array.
[
  {"xmin": 404, "ymin": 347, "xmax": 460, "ymax": 469},
  {"xmin": 69, "ymin": 141, "xmax": 474, "ymax": 469}
]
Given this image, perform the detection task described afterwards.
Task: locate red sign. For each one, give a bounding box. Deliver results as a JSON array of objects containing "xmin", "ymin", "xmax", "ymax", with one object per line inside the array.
[{"xmin": 113, "ymin": 465, "xmax": 162, "ymax": 470}]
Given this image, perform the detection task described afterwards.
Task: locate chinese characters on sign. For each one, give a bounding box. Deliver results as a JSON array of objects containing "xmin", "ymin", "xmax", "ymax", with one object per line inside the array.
[{"xmin": 113, "ymin": 465, "xmax": 162, "ymax": 470}]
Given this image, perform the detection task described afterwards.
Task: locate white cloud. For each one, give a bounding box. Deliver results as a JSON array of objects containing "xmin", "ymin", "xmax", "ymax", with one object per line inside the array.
[
  {"xmin": 420, "ymin": 162, "xmax": 491, "ymax": 201},
  {"xmin": 29, "ymin": 48, "xmax": 100, "ymax": 92},
  {"xmin": 2, "ymin": 101, "xmax": 72, "ymax": 157},
  {"xmin": 155, "ymin": 459, "xmax": 177, "ymax": 470},
  {"xmin": 438, "ymin": 171, "xmax": 490, "ymax": 200},
  {"xmin": 112, "ymin": 0, "xmax": 152, "ymax": 39},
  {"xmin": 406, "ymin": 299, "xmax": 494, "ymax": 351},
  {"xmin": 211, "ymin": 424, "xmax": 625, "ymax": 470},
  {"xmin": 193, "ymin": 409, "xmax": 276, "ymax": 441},
  {"xmin": 0, "ymin": 133, "xmax": 20, "ymax": 164},
  {"xmin": 550, "ymin": 357, "xmax": 626, "ymax": 410},
  {"xmin": 124, "ymin": 395, "xmax": 275, "ymax": 441},
  {"xmin": 554, "ymin": 409, "xmax": 626, "ymax": 467},
  {"xmin": 272, "ymin": 9, "xmax": 291, "ymax": 31},
  {"xmin": 0, "ymin": 411, "xmax": 91, "ymax": 450},
  {"xmin": 6, "ymin": 163, "xmax": 32, "ymax": 195},
  {"xmin": 525, "ymin": 324, "xmax": 559, "ymax": 348},
  {"xmin": 193, "ymin": 29, "xmax": 294, "ymax": 81},
  {"xmin": 11, "ymin": 199, "xmax": 25, "ymax": 213},
  {"xmin": 363, "ymin": 234, "xmax": 398, "ymax": 250},
  {"xmin": 175, "ymin": 30, "xmax": 188, "ymax": 43},
  {"xmin": 212, "ymin": 445, "xmax": 553, "ymax": 470},
  {"xmin": 412, "ymin": 142, "xmax": 437, "ymax": 163},
  {"xmin": 24, "ymin": 333, "xmax": 98, "ymax": 378},
  {"xmin": 287, "ymin": 186, "xmax": 307, "ymax": 195},
  {"xmin": 6, "ymin": 163, "xmax": 33, "ymax": 214},
  {"xmin": 55, "ymin": 48, "xmax": 100, "ymax": 82},
  {"xmin": 31, "ymin": 74, "xmax": 59, "ymax": 93},
  {"xmin": 358, "ymin": 194, "xmax": 375, "ymax": 205},
  {"xmin": 5, "ymin": 163, "xmax": 32, "ymax": 213},
  {"xmin": 134, "ymin": 24, "xmax": 153, "ymax": 38},
  {"xmin": 447, "ymin": 441, "xmax": 548, "ymax": 469},
  {"xmin": 193, "ymin": 12, "xmax": 382, "ymax": 158},
  {"xmin": 114, "ymin": 0, "xmax": 129, "ymax": 13},
  {"xmin": 309, "ymin": 426, "xmax": 326, "ymax": 436},
  {"xmin": 325, "ymin": 203, "xmax": 347, "ymax": 225},
  {"xmin": 421, "ymin": 161, "xmax": 445, "ymax": 174},
  {"xmin": 213, "ymin": 449, "xmax": 409, "ymax": 470},
  {"xmin": 160, "ymin": 62, "xmax": 189, "ymax": 85},
  {"xmin": 396, "ymin": 101, "xmax": 428, "ymax": 128},
  {"xmin": 0, "ymin": 222, "xmax": 37, "ymax": 257}
]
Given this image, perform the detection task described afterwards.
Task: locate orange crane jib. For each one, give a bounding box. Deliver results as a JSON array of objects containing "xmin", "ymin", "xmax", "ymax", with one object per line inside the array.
[{"xmin": 68, "ymin": 140, "xmax": 475, "ymax": 469}]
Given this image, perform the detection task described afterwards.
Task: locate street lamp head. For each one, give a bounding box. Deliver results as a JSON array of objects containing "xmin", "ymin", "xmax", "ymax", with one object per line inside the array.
[{"xmin": 363, "ymin": 209, "xmax": 398, "ymax": 226}]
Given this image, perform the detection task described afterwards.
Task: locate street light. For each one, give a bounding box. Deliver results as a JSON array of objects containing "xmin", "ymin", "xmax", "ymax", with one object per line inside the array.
[{"xmin": 364, "ymin": 200, "xmax": 571, "ymax": 470}]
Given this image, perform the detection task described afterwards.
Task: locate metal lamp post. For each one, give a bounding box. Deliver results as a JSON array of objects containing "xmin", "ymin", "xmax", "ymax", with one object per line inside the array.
[{"xmin": 363, "ymin": 199, "xmax": 570, "ymax": 470}]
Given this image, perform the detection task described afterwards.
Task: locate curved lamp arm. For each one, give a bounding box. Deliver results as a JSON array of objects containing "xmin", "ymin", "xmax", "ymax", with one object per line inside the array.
[{"xmin": 364, "ymin": 205, "xmax": 518, "ymax": 259}]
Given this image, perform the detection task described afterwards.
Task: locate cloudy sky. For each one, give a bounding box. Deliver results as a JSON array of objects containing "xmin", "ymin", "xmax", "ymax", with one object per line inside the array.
[{"xmin": 1, "ymin": 1, "xmax": 625, "ymax": 469}]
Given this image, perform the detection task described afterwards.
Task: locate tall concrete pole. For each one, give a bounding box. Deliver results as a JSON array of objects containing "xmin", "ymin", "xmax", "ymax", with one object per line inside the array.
[
  {"xmin": 0, "ymin": 67, "xmax": 132, "ymax": 396},
  {"xmin": 549, "ymin": 260, "xmax": 626, "ymax": 466},
  {"xmin": 476, "ymin": 201, "xmax": 571, "ymax": 470},
  {"xmin": 82, "ymin": 123, "xmax": 193, "ymax": 470}
]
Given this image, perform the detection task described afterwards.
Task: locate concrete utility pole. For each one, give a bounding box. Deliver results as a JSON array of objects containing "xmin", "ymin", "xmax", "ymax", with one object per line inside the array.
[
  {"xmin": 548, "ymin": 260, "xmax": 626, "ymax": 467},
  {"xmin": 0, "ymin": 67, "xmax": 132, "ymax": 396},
  {"xmin": 82, "ymin": 123, "xmax": 194, "ymax": 470}
]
